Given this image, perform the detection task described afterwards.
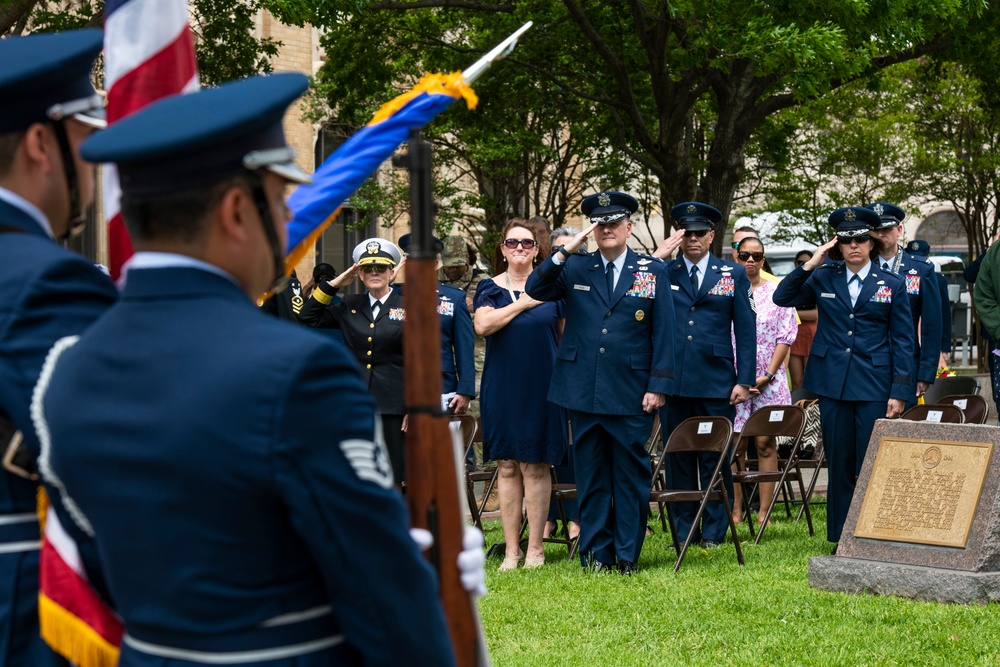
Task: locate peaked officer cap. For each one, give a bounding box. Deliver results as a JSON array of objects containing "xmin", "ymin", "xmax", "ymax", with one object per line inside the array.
[
  {"xmin": 670, "ymin": 202, "xmax": 723, "ymax": 231},
  {"xmin": 353, "ymin": 238, "xmax": 401, "ymax": 267},
  {"xmin": 80, "ymin": 73, "xmax": 311, "ymax": 198},
  {"xmin": 581, "ymin": 191, "xmax": 639, "ymax": 225},
  {"xmin": 864, "ymin": 202, "xmax": 906, "ymax": 229},
  {"xmin": 0, "ymin": 29, "xmax": 106, "ymax": 134},
  {"xmin": 907, "ymin": 239, "xmax": 931, "ymax": 257},
  {"xmin": 828, "ymin": 206, "xmax": 879, "ymax": 238},
  {"xmin": 396, "ymin": 233, "xmax": 444, "ymax": 254}
]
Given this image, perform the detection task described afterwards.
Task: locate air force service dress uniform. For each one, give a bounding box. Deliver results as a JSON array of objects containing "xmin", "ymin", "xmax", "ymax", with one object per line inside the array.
[
  {"xmin": 526, "ymin": 192, "xmax": 675, "ymax": 570},
  {"xmin": 0, "ymin": 29, "xmax": 116, "ymax": 667},
  {"xmin": 773, "ymin": 207, "xmax": 914, "ymax": 543},
  {"xmin": 33, "ymin": 74, "xmax": 455, "ymax": 666},
  {"xmin": 395, "ymin": 234, "xmax": 476, "ymax": 406},
  {"xmin": 663, "ymin": 202, "xmax": 757, "ymax": 546},
  {"xmin": 299, "ymin": 239, "xmax": 410, "ymax": 483},
  {"xmin": 866, "ymin": 203, "xmax": 942, "ymax": 407}
]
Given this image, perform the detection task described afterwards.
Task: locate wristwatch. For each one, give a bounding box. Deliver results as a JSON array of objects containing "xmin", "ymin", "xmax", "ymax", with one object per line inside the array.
[
  {"xmin": 552, "ymin": 245, "xmax": 570, "ymax": 260},
  {"xmin": 764, "ymin": 372, "xmax": 776, "ymax": 383}
]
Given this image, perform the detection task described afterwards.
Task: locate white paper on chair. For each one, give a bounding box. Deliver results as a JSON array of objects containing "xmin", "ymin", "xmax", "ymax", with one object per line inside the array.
[
  {"xmin": 769, "ymin": 410, "xmax": 784, "ymax": 422},
  {"xmin": 698, "ymin": 422, "xmax": 713, "ymax": 434},
  {"xmin": 954, "ymin": 399, "xmax": 968, "ymax": 410},
  {"xmin": 927, "ymin": 410, "xmax": 944, "ymax": 423}
]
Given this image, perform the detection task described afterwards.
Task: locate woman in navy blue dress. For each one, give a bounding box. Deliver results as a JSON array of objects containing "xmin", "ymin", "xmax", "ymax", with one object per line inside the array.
[{"xmin": 474, "ymin": 219, "xmax": 567, "ymax": 571}]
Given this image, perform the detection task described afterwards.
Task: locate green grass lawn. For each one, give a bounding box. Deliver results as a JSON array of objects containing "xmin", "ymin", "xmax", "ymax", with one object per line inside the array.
[{"xmin": 477, "ymin": 508, "xmax": 1000, "ymax": 666}]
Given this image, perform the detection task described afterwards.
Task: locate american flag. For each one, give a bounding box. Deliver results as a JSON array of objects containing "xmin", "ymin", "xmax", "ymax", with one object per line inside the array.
[{"xmin": 102, "ymin": 0, "xmax": 199, "ymax": 280}]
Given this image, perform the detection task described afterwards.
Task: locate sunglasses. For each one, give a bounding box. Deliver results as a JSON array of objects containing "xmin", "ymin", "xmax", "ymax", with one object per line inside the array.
[
  {"xmin": 837, "ymin": 235, "xmax": 870, "ymax": 245},
  {"xmin": 737, "ymin": 251, "xmax": 765, "ymax": 262},
  {"xmin": 683, "ymin": 229, "xmax": 710, "ymax": 238},
  {"xmin": 503, "ymin": 238, "xmax": 537, "ymax": 249},
  {"xmin": 361, "ymin": 264, "xmax": 391, "ymax": 274}
]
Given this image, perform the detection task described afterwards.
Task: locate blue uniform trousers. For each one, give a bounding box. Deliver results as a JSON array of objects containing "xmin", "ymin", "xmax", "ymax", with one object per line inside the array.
[
  {"xmin": 0, "ymin": 550, "xmax": 66, "ymax": 667},
  {"xmin": 570, "ymin": 410, "xmax": 653, "ymax": 566},
  {"xmin": 817, "ymin": 397, "xmax": 884, "ymax": 542},
  {"xmin": 663, "ymin": 397, "xmax": 735, "ymax": 544}
]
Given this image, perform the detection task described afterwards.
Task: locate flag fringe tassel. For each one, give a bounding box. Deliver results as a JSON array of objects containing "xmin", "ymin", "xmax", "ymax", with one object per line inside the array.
[{"xmin": 39, "ymin": 593, "xmax": 120, "ymax": 667}]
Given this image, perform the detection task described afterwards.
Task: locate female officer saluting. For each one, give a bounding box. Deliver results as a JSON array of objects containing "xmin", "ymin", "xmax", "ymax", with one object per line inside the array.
[
  {"xmin": 300, "ymin": 238, "xmax": 408, "ymax": 484},
  {"xmin": 773, "ymin": 207, "xmax": 914, "ymax": 548}
]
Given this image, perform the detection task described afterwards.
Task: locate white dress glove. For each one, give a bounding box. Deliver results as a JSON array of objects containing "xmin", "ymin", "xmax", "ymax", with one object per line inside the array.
[{"xmin": 409, "ymin": 526, "xmax": 487, "ymax": 599}]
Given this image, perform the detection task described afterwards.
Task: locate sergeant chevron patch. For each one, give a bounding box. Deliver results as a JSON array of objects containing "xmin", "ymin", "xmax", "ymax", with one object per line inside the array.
[{"xmin": 340, "ymin": 439, "xmax": 394, "ymax": 489}]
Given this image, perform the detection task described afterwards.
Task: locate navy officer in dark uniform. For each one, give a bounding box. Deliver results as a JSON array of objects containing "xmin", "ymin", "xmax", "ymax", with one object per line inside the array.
[
  {"xmin": 0, "ymin": 29, "xmax": 116, "ymax": 666},
  {"xmin": 866, "ymin": 202, "xmax": 942, "ymax": 407},
  {"xmin": 32, "ymin": 73, "xmax": 458, "ymax": 666},
  {"xmin": 906, "ymin": 239, "xmax": 952, "ymax": 368},
  {"xmin": 657, "ymin": 202, "xmax": 756, "ymax": 549},
  {"xmin": 526, "ymin": 191, "xmax": 675, "ymax": 575},
  {"xmin": 774, "ymin": 207, "xmax": 913, "ymax": 545}
]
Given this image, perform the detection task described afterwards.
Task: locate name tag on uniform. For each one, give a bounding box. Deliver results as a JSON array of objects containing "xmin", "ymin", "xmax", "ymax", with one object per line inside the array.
[
  {"xmin": 573, "ymin": 284, "xmax": 591, "ymax": 291},
  {"xmin": 821, "ymin": 292, "xmax": 836, "ymax": 299},
  {"xmin": 670, "ymin": 284, "xmax": 680, "ymax": 291}
]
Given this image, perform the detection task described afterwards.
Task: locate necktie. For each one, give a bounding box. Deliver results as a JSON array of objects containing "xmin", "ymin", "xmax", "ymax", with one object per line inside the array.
[
  {"xmin": 882, "ymin": 261, "xmax": 891, "ymax": 273},
  {"xmin": 372, "ymin": 301, "xmax": 380, "ymax": 319},
  {"xmin": 690, "ymin": 265, "xmax": 699, "ymax": 294},
  {"xmin": 849, "ymin": 274, "xmax": 861, "ymax": 307},
  {"xmin": 606, "ymin": 262, "xmax": 616, "ymax": 296}
]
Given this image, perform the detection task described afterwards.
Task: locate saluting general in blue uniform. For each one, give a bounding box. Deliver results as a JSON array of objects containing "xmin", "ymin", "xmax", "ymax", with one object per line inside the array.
[
  {"xmin": 774, "ymin": 207, "xmax": 914, "ymax": 545},
  {"xmin": 657, "ymin": 202, "xmax": 756, "ymax": 549},
  {"xmin": 867, "ymin": 202, "xmax": 942, "ymax": 407},
  {"xmin": 527, "ymin": 192, "xmax": 675, "ymax": 575},
  {"xmin": 32, "ymin": 74, "xmax": 459, "ymax": 666},
  {"xmin": 0, "ymin": 29, "xmax": 116, "ymax": 666}
]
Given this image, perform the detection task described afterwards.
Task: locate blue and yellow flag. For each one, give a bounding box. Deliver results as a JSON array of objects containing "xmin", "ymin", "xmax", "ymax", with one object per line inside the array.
[{"xmin": 284, "ymin": 72, "xmax": 478, "ymax": 270}]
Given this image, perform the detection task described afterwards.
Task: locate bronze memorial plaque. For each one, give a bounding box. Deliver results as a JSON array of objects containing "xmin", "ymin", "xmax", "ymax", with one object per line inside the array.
[{"xmin": 855, "ymin": 437, "xmax": 993, "ymax": 547}]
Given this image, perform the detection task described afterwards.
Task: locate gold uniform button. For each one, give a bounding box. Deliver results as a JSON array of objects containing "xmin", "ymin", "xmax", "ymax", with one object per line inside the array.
[
  {"xmin": 366, "ymin": 363, "xmax": 372, "ymax": 369},
  {"xmin": 368, "ymin": 337, "xmax": 373, "ymax": 342},
  {"xmin": 367, "ymin": 350, "xmax": 372, "ymax": 356},
  {"xmin": 369, "ymin": 323, "xmax": 375, "ymax": 329}
]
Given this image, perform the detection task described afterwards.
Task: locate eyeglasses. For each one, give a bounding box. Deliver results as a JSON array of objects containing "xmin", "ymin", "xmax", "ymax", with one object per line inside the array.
[
  {"xmin": 503, "ymin": 238, "xmax": 536, "ymax": 249},
  {"xmin": 737, "ymin": 251, "xmax": 765, "ymax": 262},
  {"xmin": 683, "ymin": 229, "xmax": 710, "ymax": 238},
  {"xmin": 361, "ymin": 264, "xmax": 391, "ymax": 274},
  {"xmin": 837, "ymin": 235, "xmax": 870, "ymax": 245}
]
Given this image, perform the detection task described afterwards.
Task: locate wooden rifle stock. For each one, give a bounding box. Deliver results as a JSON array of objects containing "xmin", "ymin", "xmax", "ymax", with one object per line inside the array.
[{"xmin": 398, "ymin": 131, "xmax": 483, "ymax": 666}]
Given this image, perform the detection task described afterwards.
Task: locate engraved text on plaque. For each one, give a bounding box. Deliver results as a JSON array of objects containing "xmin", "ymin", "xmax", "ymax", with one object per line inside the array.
[{"xmin": 854, "ymin": 438, "xmax": 993, "ymax": 547}]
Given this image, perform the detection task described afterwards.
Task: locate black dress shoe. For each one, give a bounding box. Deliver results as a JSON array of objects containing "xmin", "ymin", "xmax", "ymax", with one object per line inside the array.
[
  {"xmin": 701, "ymin": 540, "xmax": 722, "ymax": 549},
  {"xmin": 617, "ymin": 560, "xmax": 638, "ymax": 576}
]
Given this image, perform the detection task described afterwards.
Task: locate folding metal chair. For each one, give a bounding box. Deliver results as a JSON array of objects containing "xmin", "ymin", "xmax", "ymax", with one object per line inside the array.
[
  {"xmin": 921, "ymin": 375, "xmax": 981, "ymax": 404},
  {"xmin": 648, "ymin": 416, "xmax": 742, "ymax": 572},
  {"xmin": 730, "ymin": 404, "xmax": 813, "ymax": 544},
  {"xmin": 900, "ymin": 403, "xmax": 965, "ymax": 423},
  {"xmin": 459, "ymin": 416, "xmax": 496, "ymax": 531},
  {"xmin": 935, "ymin": 394, "xmax": 989, "ymax": 425}
]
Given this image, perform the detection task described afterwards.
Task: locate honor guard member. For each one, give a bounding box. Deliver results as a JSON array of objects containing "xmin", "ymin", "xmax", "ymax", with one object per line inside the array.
[
  {"xmin": 396, "ymin": 233, "xmax": 476, "ymax": 415},
  {"xmin": 774, "ymin": 207, "xmax": 913, "ymax": 545},
  {"xmin": 299, "ymin": 239, "xmax": 411, "ymax": 483},
  {"xmin": 906, "ymin": 239, "xmax": 953, "ymax": 368},
  {"xmin": 526, "ymin": 191, "xmax": 675, "ymax": 575},
  {"xmin": 0, "ymin": 29, "xmax": 116, "ymax": 667},
  {"xmin": 866, "ymin": 202, "xmax": 943, "ymax": 406},
  {"xmin": 33, "ymin": 74, "xmax": 458, "ymax": 666},
  {"xmin": 661, "ymin": 202, "xmax": 756, "ymax": 549}
]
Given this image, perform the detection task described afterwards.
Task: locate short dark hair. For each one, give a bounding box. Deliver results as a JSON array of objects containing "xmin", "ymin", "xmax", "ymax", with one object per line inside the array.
[
  {"xmin": 794, "ymin": 249, "xmax": 814, "ymax": 262},
  {"xmin": 120, "ymin": 175, "xmax": 250, "ymax": 244},
  {"xmin": 0, "ymin": 131, "xmax": 25, "ymax": 178},
  {"xmin": 734, "ymin": 225, "xmax": 757, "ymax": 235}
]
